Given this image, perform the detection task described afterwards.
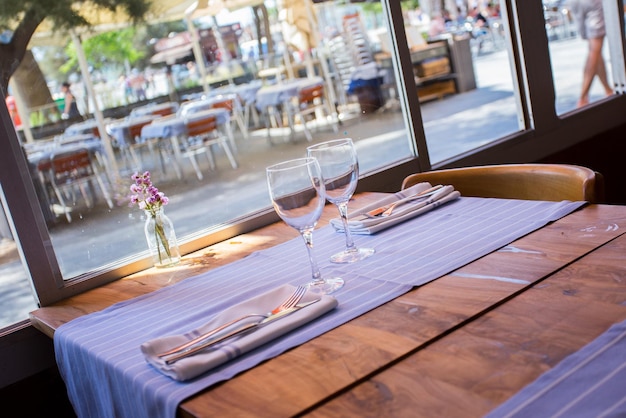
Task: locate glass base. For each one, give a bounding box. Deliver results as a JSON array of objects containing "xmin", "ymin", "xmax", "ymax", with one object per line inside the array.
[
  {"xmin": 330, "ymin": 247, "xmax": 375, "ymax": 264},
  {"xmin": 307, "ymin": 277, "xmax": 344, "ymax": 294}
]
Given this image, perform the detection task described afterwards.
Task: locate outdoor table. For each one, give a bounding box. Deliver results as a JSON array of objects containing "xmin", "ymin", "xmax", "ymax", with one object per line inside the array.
[
  {"xmin": 207, "ymin": 80, "xmax": 263, "ymax": 104},
  {"xmin": 26, "ymin": 134, "xmax": 103, "ymax": 167},
  {"xmin": 254, "ymin": 76, "xmax": 324, "ymax": 140},
  {"xmin": 26, "ymin": 135, "xmax": 107, "ymax": 220},
  {"xmin": 179, "ymin": 94, "xmax": 248, "ymax": 139},
  {"xmin": 254, "ymin": 76, "xmax": 323, "ymax": 110},
  {"xmin": 106, "ymin": 115, "xmax": 157, "ymax": 146},
  {"xmin": 29, "ymin": 194, "xmax": 626, "ymax": 417},
  {"xmin": 64, "ymin": 118, "xmax": 113, "ymax": 137},
  {"xmin": 129, "ymin": 101, "xmax": 179, "ymax": 118},
  {"xmin": 140, "ymin": 108, "xmax": 233, "ymax": 179},
  {"xmin": 177, "ymin": 99, "xmax": 233, "ymax": 122}
]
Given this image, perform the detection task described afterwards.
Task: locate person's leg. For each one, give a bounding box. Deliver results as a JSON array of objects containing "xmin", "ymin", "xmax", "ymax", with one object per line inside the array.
[
  {"xmin": 578, "ymin": 36, "xmax": 605, "ymax": 107},
  {"xmin": 592, "ymin": 39, "xmax": 613, "ymax": 96}
]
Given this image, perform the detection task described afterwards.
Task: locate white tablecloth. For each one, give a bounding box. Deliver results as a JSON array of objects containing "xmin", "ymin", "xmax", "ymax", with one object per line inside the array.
[
  {"xmin": 255, "ymin": 77, "xmax": 324, "ymax": 110},
  {"xmin": 140, "ymin": 109, "xmax": 230, "ymax": 140}
]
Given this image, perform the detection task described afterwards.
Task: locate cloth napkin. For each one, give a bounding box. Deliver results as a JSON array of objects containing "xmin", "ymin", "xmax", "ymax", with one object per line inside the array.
[
  {"xmin": 140, "ymin": 284, "xmax": 337, "ymax": 381},
  {"xmin": 330, "ymin": 183, "xmax": 461, "ymax": 235}
]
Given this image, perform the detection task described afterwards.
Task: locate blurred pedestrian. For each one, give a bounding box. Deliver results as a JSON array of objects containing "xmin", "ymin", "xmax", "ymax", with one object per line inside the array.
[
  {"xmin": 569, "ymin": 0, "xmax": 613, "ymax": 107},
  {"xmin": 61, "ymin": 82, "xmax": 81, "ymax": 120},
  {"xmin": 5, "ymin": 95, "xmax": 21, "ymax": 128}
]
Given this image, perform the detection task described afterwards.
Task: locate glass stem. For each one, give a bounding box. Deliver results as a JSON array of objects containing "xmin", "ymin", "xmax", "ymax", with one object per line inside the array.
[
  {"xmin": 338, "ymin": 202, "xmax": 357, "ymax": 253},
  {"xmin": 301, "ymin": 227, "xmax": 323, "ymax": 285}
]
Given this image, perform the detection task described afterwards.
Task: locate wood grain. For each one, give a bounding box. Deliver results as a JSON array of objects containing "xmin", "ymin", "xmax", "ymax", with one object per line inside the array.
[
  {"xmin": 307, "ymin": 224, "xmax": 626, "ymax": 417},
  {"xmin": 179, "ymin": 205, "xmax": 626, "ymax": 417}
]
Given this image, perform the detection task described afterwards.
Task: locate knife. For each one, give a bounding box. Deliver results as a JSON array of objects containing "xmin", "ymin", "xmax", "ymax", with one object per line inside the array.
[{"xmin": 162, "ymin": 298, "xmax": 321, "ymax": 365}]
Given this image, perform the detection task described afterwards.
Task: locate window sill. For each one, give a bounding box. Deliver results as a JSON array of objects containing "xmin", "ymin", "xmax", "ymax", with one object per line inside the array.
[{"xmin": 29, "ymin": 192, "xmax": 385, "ymax": 339}]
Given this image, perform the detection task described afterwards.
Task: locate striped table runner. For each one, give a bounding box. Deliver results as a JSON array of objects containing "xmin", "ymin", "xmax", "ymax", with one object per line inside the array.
[
  {"xmin": 54, "ymin": 197, "xmax": 584, "ymax": 418},
  {"xmin": 486, "ymin": 318, "xmax": 626, "ymax": 417}
]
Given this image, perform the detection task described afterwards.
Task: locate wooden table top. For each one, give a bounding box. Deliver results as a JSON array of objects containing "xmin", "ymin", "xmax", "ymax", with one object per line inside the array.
[{"xmin": 29, "ymin": 196, "xmax": 626, "ymax": 417}]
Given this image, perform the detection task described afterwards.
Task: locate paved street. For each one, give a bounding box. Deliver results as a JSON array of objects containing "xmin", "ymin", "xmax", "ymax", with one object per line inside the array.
[{"xmin": 1, "ymin": 34, "xmax": 612, "ymax": 328}]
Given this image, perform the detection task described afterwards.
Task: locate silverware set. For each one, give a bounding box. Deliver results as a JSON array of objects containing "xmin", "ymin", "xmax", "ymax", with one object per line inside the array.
[
  {"xmin": 158, "ymin": 285, "xmax": 310, "ymax": 364},
  {"xmin": 365, "ymin": 185, "xmax": 444, "ymax": 218}
]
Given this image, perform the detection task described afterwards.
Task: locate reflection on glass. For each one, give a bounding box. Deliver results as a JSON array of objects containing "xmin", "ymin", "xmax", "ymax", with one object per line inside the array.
[{"xmin": 547, "ymin": 0, "xmax": 614, "ymax": 114}]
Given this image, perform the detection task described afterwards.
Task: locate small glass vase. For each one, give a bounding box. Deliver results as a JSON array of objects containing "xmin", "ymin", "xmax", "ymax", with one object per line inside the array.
[{"xmin": 144, "ymin": 208, "xmax": 180, "ymax": 268}]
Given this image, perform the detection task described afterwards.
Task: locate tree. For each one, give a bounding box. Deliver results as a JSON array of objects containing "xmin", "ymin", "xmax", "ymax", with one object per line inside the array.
[
  {"xmin": 61, "ymin": 27, "xmax": 147, "ymax": 75},
  {"xmin": 0, "ymin": 0, "xmax": 150, "ymax": 93}
]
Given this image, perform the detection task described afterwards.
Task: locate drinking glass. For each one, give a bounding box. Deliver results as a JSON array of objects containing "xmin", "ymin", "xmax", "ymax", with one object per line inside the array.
[
  {"xmin": 266, "ymin": 157, "xmax": 344, "ymax": 294},
  {"xmin": 307, "ymin": 138, "xmax": 375, "ymax": 263}
]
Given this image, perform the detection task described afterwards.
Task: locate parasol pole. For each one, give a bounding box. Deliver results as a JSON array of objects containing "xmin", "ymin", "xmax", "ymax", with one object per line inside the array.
[
  {"xmin": 185, "ymin": 1, "xmax": 211, "ymax": 95},
  {"xmin": 71, "ymin": 30, "xmax": 119, "ymax": 180},
  {"xmin": 304, "ymin": 0, "xmax": 338, "ymax": 114}
]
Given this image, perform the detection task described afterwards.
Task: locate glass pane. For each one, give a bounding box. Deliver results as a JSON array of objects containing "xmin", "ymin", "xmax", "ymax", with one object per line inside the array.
[
  {"xmin": 13, "ymin": 0, "xmax": 413, "ymax": 280},
  {"xmin": 0, "ymin": 187, "xmax": 38, "ymax": 329},
  {"xmin": 403, "ymin": 2, "xmax": 522, "ymax": 164},
  {"xmin": 547, "ymin": 0, "xmax": 615, "ymax": 114}
]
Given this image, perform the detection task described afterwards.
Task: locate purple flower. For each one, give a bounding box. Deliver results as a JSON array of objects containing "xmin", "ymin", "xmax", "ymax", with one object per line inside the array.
[{"xmin": 128, "ymin": 171, "xmax": 169, "ymax": 216}]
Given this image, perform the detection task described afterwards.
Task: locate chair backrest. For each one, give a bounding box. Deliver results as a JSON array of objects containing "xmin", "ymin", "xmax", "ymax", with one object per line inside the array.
[
  {"xmin": 128, "ymin": 120, "xmax": 152, "ymax": 141},
  {"xmin": 186, "ymin": 115, "xmax": 218, "ymax": 137},
  {"xmin": 401, "ymin": 163, "xmax": 604, "ymax": 203},
  {"xmin": 299, "ymin": 84, "xmax": 324, "ymax": 105},
  {"xmin": 50, "ymin": 149, "xmax": 94, "ymax": 183},
  {"xmin": 211, "ymin": 97, "xmax": 235, "ymax": 112},
  {"xmin": 151, "ymin": 107, "xmax": 175, "ymax": 117}
]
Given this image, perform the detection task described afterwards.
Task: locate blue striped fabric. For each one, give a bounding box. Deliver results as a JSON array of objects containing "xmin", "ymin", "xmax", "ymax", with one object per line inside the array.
[
  {"xmin": 485, "ymin": 318, "xmax": 626, "ymax": 418},
  {"xmin": 54, "ymin": 197, "xmax": 584, "ymax": 418}
]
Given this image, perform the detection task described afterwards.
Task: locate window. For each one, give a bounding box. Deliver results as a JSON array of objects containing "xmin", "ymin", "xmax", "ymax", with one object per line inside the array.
[
  {"xmin": 0, "ymin": 188, "xmax": 37, "ymax": 329},
  {"xmin": 1, "ymin": 0, "xmax": 625, "ymax": 334},
  {"xmin": 547, "ymin": 0, "xmax": 621, "ymax": 114}
]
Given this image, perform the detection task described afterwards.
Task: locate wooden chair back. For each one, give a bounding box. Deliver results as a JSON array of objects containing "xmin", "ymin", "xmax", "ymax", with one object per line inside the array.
[
  {"xmin": 298, "ymin": 84, "xmax": 324, "ymax": 105},
  {"xmin": 151, "ymin": 107, "xmax": 175, "ymax": 117},
  {"xmin": 50, "ymin": 149, "xmax": 94, "ymax": 183},
  {"xmin": 211, "ymin": 98, "xmax": 235, "ymax": 112},
  {"xmin": 186, "ymin": 115, "xmax": 218, "ymax": 137},
  {"xmin": 401, "ymin": 164, "xmax": 604, "ymax": 203},
  {"xmin": 128, "ymin": 120, "xmax": 152, "ymax": 141}
]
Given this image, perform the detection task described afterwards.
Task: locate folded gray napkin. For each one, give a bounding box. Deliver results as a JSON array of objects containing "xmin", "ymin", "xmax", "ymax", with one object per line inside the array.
[
  {"xmin": 330, "ymin": 183, "xmax": 460, "ymax": 235},
  {"xmin": 141, "ymin": 284, "xmax": 337, "ymax": 381}
]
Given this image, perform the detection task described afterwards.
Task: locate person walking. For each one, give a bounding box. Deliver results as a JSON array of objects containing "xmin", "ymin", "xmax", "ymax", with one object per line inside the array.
[
  {"xmin": 568, "ymin": 0, "xmax": 613, "ymax": 107},
  {"xmin": 61, "ymin": 81, "xmax": 81, "ymax": 120}
]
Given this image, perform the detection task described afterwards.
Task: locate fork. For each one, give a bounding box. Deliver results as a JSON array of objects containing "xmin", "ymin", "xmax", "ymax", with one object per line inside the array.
[
  {"xmin": 157, "ymin": 285, "xmax": 307, "ymax": 358},
  {"xmin": 381, "ymin": 186, "xmax": 444, "ymax": 217},
  {"xmin": 365, "ymin": 185, "xmax": 443, "ymax": 218}
]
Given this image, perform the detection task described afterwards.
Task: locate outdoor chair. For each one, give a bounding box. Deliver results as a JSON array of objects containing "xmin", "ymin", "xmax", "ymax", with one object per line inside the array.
[
  {"xmin": 39, "ymin": 148, "xmax": 114, "ymax": 222},
  {"xmin": 181, "ymin": 113, "xmax": 238, "ymax": 180},
  {"xmin": 116, "ymin": 119, "xmax": 156, "ymax": 171},
  {"xmin": 401, "ymin": 163, "xmax": 604, "ymax": 203},
  {"xmin": 149, "ymin": 104, "xmax": 177, "ymax": 117},
  {"xmin": 291, "ymin": 83, "xmax": 338, "ymax": 142},
  {"xmin": 210, "ymin": 94, "xmax": 248, "ymax": 141}
]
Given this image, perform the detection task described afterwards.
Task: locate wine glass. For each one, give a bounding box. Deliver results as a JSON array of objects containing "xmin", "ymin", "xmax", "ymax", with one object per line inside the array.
[
  {"xmin": 266, "ymin": 157, "xmax": 344, "ymax": 294},
  {"xmin": 306, "ymin": 138, "xmax": 375, "ymax": 263}
]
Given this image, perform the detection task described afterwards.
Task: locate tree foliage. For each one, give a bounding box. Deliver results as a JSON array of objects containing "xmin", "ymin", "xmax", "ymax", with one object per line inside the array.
[
  {"xmin": 0, "ymin": 0, "xmax": 151, "ymax": 92},
  {"xmin": 61, "ymin": 27, "xmax": 146, "ymax": 74}
]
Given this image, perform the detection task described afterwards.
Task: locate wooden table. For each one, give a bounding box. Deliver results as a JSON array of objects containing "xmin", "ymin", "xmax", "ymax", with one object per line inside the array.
[{"xmin": 29, "ymin": 195, "xmax": 626, "ymax": 417}]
